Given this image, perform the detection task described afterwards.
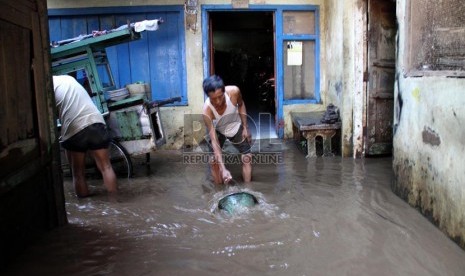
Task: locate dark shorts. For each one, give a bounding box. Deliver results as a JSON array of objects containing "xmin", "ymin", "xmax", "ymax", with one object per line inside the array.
[
  {"xmin": 208, "ymin": 124, "xmax": 251, "ymax": 154},
  {"xmin": 61, "ymin": 123, "xmax": 111, "ymax": 152}
]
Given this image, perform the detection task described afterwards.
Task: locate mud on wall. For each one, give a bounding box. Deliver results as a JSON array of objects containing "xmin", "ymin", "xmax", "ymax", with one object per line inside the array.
[
  {"xmin": 322, "ymin": 0, "xmax": 346, "ymax": 154},
  {"xmin": 393, "ymin": 78, "xmax": 465, "ymax": 247},
  {"xmin": 323, "ymin": 0, "xmax": 343, "ymax": 109},
  {"xmin": 392, "ymin": 77, "xmax": 465, "ymax": 248},
  {"xmin": 393, "ymin": 0, "xmax": 465, "ymax": 248}
]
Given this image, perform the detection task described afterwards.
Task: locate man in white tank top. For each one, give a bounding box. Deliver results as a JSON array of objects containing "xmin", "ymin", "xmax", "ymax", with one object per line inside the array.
[
  {"xmin": 54, "ymin": 75, "xmax": 118, "ymax": 198},
  {"xmin": 202, "ymin": 75, "xmax": 252, "ymax": 184}
]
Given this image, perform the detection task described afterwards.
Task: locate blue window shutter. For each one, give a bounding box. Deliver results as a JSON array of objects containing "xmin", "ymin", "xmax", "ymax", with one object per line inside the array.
[{"xmin": 48, "ymin": 6, "xmax": 187, "ymax": 105}]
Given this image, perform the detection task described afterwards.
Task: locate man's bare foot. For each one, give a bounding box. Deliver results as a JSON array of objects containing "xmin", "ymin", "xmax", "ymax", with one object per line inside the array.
[
  {"xmin": 107, "ymin": 191, "xmax": 120, "ymax": 203},
  {"xmin": 76, "ymin": 192, "xmax": 94, "ymax": 198}
]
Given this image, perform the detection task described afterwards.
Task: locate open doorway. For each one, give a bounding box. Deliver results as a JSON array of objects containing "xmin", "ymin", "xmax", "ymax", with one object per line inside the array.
[{"xmin": 209, "ymin": 11, "xmax": 277, "ymax": 139}]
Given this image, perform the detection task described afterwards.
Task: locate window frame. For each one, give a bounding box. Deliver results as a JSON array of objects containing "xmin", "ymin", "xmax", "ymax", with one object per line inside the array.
[
  {"xmin": 404, "ymin": 0, "xmax": 465, "ymax": 78},
  {"xmin": 279, "ymin": 8, "xmax": 320, "ymax": 105}
]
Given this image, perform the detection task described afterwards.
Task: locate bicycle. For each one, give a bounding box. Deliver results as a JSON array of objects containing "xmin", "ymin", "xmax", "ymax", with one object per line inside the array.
[{"xmin": 60, "ymin": 137, "xmax": 133, "ymax": 179}]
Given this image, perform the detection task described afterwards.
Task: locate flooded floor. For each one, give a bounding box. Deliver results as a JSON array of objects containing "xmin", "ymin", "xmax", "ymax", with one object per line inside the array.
[{"xmin": 5, "ymin": 141, "xmax": 465, "ymax": 275}]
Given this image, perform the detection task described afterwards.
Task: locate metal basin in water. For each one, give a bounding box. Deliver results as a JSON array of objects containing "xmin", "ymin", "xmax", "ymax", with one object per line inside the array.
[{"xmin": 218, "ymin": 192, "xmax": 258, "ymax": 215}]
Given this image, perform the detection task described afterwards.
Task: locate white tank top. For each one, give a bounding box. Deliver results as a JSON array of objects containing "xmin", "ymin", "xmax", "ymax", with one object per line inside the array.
[
  {"xmin": 205, "ymin": 93, "xmax": 241, "ymax": 137},
  {"xmin": 53, "ymin": 75, "xmax": 106, "ymax": 141}
]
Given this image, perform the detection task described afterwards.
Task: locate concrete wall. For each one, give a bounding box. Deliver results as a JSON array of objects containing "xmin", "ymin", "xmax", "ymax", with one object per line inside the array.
[
  {"xmin": 393, "ymin": 1, "xmax": 465, "ymax": 247},
  {"xmin": 317, "ymin": 0, "xmax": 362, "ymax": 157},
  {"xmin": 323, "ymin": 0, "xmax": 356, "ymax": 157},
  {"xmin": 47, "ymin": 0, "xmax": 357, "ymax": 156}
]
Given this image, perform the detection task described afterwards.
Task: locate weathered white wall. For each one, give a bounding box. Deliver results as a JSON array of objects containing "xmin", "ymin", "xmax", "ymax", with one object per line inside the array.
[
  {"xmin": 48, "ymin": 0, "xmax": 357, "ymax": 155},
  {"xmin": 319, "ymin": 0, "xmax": 357, "ymax": 157},
  {"xmin": 309, "ymin": 0, "xmax": 362, "ymax": 157},
  {"xmin": 323, "ymin": 0, "xmax": 343, "ymax": 109},
  {"xmin": 393, "ymin": 1, "xmax": 465, "ymax": 247}
]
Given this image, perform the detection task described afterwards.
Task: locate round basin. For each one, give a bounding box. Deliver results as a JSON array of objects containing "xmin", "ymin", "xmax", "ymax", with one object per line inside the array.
[{"xmin": 218, "ymin": 192, "xmax": 258, "ymax": 215}]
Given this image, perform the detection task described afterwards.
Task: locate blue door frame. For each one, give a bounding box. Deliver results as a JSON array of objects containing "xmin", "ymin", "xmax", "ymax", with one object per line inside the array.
[{"xmin": 202, "ymin": 5, "xmax": 320, "ymax": 138}]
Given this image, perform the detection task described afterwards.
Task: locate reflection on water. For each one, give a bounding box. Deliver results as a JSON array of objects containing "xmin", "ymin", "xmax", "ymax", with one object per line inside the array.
[{"xmin": 4, "ymin": 141, "xmax": 465, "ymax": 275}]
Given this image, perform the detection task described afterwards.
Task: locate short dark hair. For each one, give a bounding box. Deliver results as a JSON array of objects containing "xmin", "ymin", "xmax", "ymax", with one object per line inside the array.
[{"xmin": 203, "ymin": 75, "xmax": 225, "ymax": 95}]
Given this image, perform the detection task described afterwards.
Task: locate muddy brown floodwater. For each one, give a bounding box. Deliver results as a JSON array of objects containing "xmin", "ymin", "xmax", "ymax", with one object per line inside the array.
[{"xmin": 5, "ymin": 141, "xmax": 465, "ymax": 275}]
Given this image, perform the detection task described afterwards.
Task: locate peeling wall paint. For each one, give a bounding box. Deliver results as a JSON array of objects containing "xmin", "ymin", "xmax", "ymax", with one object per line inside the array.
[
  {"xmin": 411, "ymin": 87, "xmax": 420, "ymax": 102},
  {"xmin": 339, "ymin": 0, "xmax": 363, "ymax": 157},
  {"xmin": 323, "ymin": 0, "xmax": 343, "ymax": 108},
  {"xmin": 351, "ymin": 0, "xmax": 366, "ymax": 158},
  {"xmin": 393, "ymin": 0, "xmax": 465, "ymax": 249},
  {"xmin": 422, "ymin": 126, "xmax": 441, "ymax": 146},
  {"xmin": 322, "ymin": 0, "xmax": 351, "ymax": 156}
]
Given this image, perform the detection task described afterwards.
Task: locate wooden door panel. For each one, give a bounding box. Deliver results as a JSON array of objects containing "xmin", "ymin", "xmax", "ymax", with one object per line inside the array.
[
  {"xmin": 1, "ymin": 0, "xmax": 66, "ymax": 267},
  {"xmin": 0, "ymin": 19, "xmax": 39, "ymax": 180},
  {"xmin": 366, "ymin": 0, "xmax": 396, "ymax": 155}
]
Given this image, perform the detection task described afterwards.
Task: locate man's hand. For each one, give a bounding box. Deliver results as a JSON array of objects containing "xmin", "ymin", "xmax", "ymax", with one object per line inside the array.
[
  {"xmin": 222, "ymin": 169, "xmax": 233, "ymax": 184},
  {"xmin": 242, "ymin": 126, "xmax": 252, "ymax": 143}
]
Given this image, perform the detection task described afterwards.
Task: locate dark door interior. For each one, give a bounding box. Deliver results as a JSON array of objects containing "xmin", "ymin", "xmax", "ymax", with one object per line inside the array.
[{"xmin": 209, "ymin": 12, "xmax": 275, "ymax": 124}]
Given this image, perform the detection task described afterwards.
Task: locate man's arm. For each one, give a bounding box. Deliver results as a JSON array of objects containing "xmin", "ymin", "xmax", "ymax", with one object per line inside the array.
[
  {"xmin": 203, "ymin": 106, "xmax": 232, "ymax": 183},
  {"xmin": 229, "ymin": 86, "xmax": 251, "ymax": 142}
]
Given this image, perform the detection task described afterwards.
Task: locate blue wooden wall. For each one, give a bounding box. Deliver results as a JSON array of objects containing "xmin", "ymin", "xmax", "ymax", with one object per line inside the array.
[{"xmin": 48, "ymin": 6, "xmax": 187, "ymax": 105}]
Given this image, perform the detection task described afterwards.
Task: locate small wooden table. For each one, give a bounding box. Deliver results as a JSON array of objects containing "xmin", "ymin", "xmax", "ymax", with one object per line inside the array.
[{"xmin": 291, "ymin": 112, "xmax": 341, "ymax": 157}]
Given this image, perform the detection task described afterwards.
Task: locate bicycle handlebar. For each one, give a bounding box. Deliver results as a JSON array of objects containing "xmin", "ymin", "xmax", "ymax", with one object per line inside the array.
[{"xmin": 146, "ymin": 96, "xmax": 182, "ymax": 108}]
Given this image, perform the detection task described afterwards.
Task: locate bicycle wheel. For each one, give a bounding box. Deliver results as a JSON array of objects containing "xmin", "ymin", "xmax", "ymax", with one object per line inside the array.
[
  {"xmin": 108, "ymin": 140, "xmax": 133, "ymax": 178},
  {"xmin": 59, "ymin": 145, "xmax": 72, "ymax": 177},
  {"xmin": 60, "ymin": 140, "xmax": 133, "ymax": 179}
]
